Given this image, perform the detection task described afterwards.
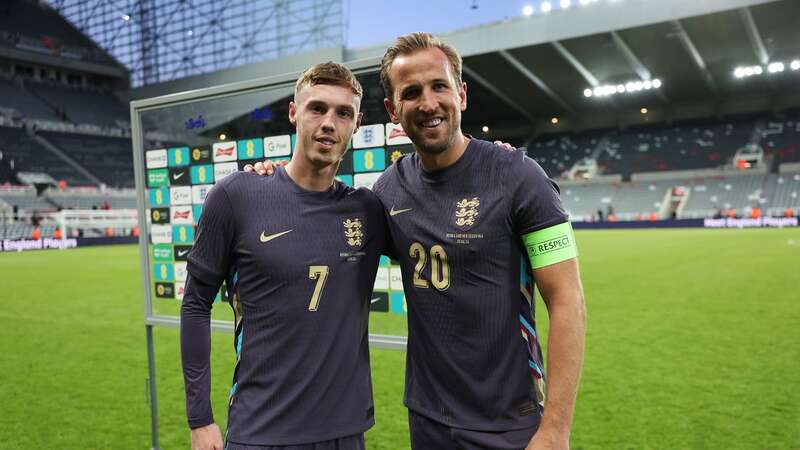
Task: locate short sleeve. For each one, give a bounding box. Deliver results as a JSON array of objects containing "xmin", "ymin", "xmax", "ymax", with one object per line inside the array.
[
  {"xmin": 508, "ymin": 153, "xmax": 569, "ymax": 235},
  {"xmin": 186, "ymin": 183, "xmax": 236, "ymax": 286}
]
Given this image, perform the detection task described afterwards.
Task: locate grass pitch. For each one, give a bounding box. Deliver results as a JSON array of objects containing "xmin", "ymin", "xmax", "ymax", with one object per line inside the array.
[{"xmin": 0, "ymin": 228, "xmax": 798, "ymax": 449}]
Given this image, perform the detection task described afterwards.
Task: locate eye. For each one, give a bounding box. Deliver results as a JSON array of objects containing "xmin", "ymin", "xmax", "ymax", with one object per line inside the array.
[
  {"xmin": 433, "ymin": 82, "xmax": 448, "ymax": 91},
  {"xmin": 401, "ymin": 88, "xmax": 419, "ymax": 100},
  {"xmin": 338, "ymin": 110, "xmax": 353, "ymax": 118},
  {"xmin": 310, "ymin": 104, "xmax": 325, "ymax": 113}
]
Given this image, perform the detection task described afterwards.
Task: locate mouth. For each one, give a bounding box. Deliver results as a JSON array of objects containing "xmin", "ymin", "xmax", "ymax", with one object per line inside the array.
[
  {"xmin": 315, "ymin": 136, "xmax": 337, "ymax": 150},
  {"xmin": 418, "ymin": 117, "xmax": 444, "ymax": 129}
]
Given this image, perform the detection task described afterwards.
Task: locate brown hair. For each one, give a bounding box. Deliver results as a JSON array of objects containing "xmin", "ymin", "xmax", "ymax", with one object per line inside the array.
[
  {"xmin": 380, "ymin": 32, "xmax": 463, "ymax": 101},
  {"xmin": 295, "ymin": 61, "xmax": 363, "ymax": 99}
]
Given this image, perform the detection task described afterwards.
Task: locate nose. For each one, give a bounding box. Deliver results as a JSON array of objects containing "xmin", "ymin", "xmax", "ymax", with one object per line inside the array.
[
  {"xmin": 321, "ymin": 111, "xmax": 336, "ymax": 133},
  {"xmin": 418, "ymin": 87, "xmax": 437, "ymax": 114}
]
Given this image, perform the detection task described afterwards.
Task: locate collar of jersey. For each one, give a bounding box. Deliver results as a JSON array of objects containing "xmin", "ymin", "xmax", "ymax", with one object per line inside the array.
[
  {"xmin": 277, "ymin": 165, "xmax": 343, "ymax": 199},
  {"xmin": 416, "ymin": 138, "xmax": 478, "ymax": 184}
]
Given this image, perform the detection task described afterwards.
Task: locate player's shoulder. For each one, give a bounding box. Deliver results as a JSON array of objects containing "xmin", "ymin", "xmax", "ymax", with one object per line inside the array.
[
  {"xmin": 210, "ymin": 170, "xmax": 268, "ymax": 198},
  {"xmin": 343, "ymin": 184, "xmax": 384, "ymax": 214},
  {"xmin": 372, "ymin": 155, "xmax": 406, "ymax": 193}
]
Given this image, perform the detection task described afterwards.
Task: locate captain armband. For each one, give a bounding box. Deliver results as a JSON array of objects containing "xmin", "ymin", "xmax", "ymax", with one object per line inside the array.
[{"xmin": 522, "ymin": 222, "xmax": 578, "ymax": 269}]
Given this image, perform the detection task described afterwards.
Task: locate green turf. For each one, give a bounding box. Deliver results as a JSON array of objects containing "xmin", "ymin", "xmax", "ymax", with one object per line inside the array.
[{"xmin": 0, "ymin": 228, "xmax": 798, "ymax": 449}]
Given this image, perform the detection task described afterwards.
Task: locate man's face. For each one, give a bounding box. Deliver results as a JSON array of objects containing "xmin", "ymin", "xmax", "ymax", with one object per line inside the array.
[
  {"xmin": 384, "ymin": 47, "xmax": 467, "ymax": 156},
  {"xmin": 289, "ymin": 83, "xmax": 362, "ymax": 169}
]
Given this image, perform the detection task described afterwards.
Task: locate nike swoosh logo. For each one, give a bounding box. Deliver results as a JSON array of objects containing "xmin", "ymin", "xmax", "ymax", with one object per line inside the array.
[
  {"xmin": 370, "ymin": 297, "xmax": 382, "ymax": 304},
  {"xmin": 177, "ymin": 250, "xmax": 189, "ymax": 257},
  {"xmin": 389, "ymin": 206, "xmax": 412, "ymax": 216},
  {"xmin": 259, "ymin": 229, "xmax": 293, "ymax": 243},
  {"xmin": 172, "ymin": 172, "xmax": 185, "ymax": 180}
]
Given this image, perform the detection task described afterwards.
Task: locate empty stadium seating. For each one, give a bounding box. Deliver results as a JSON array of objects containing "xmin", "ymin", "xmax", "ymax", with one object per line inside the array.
[
  {"xmin": 28, "ymin": 82, "xmax": 128, "ymax": 127},
  {"xmin": 0, "ymin": 77, "xmax": 60, "ymax": 121},
  {"xmin": 0, "ymin": 126, "xmax": 92, "ymax": 185},
  {"xmin": 39, "ymin": 131, "xmax": 134, "ymax": 188}
]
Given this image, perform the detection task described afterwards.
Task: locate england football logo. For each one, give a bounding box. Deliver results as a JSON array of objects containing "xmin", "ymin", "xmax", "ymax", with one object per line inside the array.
[
  {"xmin": 455, "ymin": 197, "xmax": 480, "ymax": 228},
  {"xmin": 343, "ymin": 218, "xmax": 364, "ymax": 247}
]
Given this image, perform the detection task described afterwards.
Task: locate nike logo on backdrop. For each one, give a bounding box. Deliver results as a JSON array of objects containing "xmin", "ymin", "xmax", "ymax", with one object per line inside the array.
[
  {"xmin": 177, "ymin": 250, "xmax": 189, "ymax": 257},
  {"xmin": 370, "ymin": 298, "xmax": 382, "ymax": 304},
  {"xmin": 259, "ymin": 229, "xmax": 293, "ymax": 243},
  {"xmin": 389, "ymin": 206, "xmax": 412, "ymax": 216},
  {"xmin": 172, "ymin": 172, "xmax": 185, "ymax": 180}
]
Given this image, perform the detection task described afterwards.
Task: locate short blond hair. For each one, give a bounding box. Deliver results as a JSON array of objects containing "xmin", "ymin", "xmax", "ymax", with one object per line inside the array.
[
  {"xmin": 295, "ymin": 61, "xmax": 363, "ymax": 99},
  {"xmin": 380, "ymin": 32, "xmax": 463, "ymax": 100}
]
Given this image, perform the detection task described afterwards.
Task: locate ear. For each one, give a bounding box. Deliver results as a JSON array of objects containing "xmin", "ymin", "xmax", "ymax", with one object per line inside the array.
[
  {"xmin": 288, "ymin": 101, "xmax": 297, "ymax": 126},
  {"xmin": 384, "ymin": 97, "xmax": 399, "ymax": 124},
  {"xmin": 355, "ymin": 111, "xmax": 363, "ymax": 131},
  {"xmin": 459, "ymin": 81, "xmax": 467, "ymax": 112}
]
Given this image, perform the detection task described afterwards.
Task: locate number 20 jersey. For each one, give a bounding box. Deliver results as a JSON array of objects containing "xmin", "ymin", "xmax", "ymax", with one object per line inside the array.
[
  {"xmin": 187, "ymin": 168, "xmax": 386, "ymax": 445},
  {"xmin": 372, "ymin": 139, "xmax": 569, "ymax": 431}
]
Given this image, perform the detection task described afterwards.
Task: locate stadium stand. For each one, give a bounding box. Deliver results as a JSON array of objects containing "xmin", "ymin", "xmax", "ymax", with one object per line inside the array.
[
  {"xmin": 38, "ymin": 131, "xmax": 134, "ymax": 188},
  {"xmin": 27, "ymin": 82, "xmax": 129, "ymax": 127},
  {"xmin": 0, "ymin": 77, "xmax": 60, "ymax": 121},
  {"xmin": 0, "ymin": 126, "xmax": 92, "ymax": 185}
]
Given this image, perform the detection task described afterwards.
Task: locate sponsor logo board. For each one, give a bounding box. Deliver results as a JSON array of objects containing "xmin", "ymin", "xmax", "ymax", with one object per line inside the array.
[
  {"xmin": 264, "ymin": 135, "xmax": 291, "ymax": 157},
  {"xmin": 145, "ymin": 149, "xmax": 168, "ymax": 168},
  {"xmin": 170, "ymin": 206, "xmax": 194, "ymax": 224},
  {"xmin": 214, "ymin": 162, "xmax": 238, "ymax": 182},
  {"xmin": 353, "ymin": 172, "xmax": 381, "ymax": 190},
  {"xmin": 170, "ymin": 186, "xmax": 192, "ymax": 205},
  {"xmin": 190, "ymin": 164, "xmax": 214, "ymax": 184},
  {"xmin": 192, "ymin": 185, "xmax": 213, "ymax": 204},
  {"xmin": 374, "ymin": 267, "xmax": 389, "ymax": 290},
  {"xmin": 385, "ymin": 122, "xmax": 412, "ymax": 145},
  {"xmin": 148, "ymin": 187, "xmax": 169, "ymax": 207},
  {"xmin": 154, "ymin": 282, "xmax": 175, "ymax": 298},
  {"xmin": 172, "ymin": 225, "xmax": 194, "ymax": 244},
  {"xmin": 173, "ymin": 245, "xmax": 192, "ymax": 261},
  {"xmin": 150, "ymin": 207, "xmax": 170, "ymax": 224},
  {"xmin": 168, "ymin": 167, "xmax": 191, "ymax": 186},
  {"xmin": 168, "ymin": 147, "xmax": 190, "ymax": 166},
  {"xmin": 353, "ymin": 124, "xmax": 385, "ymax": 149},
  {"xmin": 353, "ymin": 148, "xmax": 386, "ymax": 172},
  {"xmin": 212, "ymin": 141, "xmax": 238, "ymax": 162},
  {"xmin": 150, "ymin": 224, "xmax": 172, "ymax": 244},
  {"xmin": 238, "ymin": 138, "xmax": 264, "ymax": 160},
  {"xmin": 151, "ymin": 244, "xmax": 173, "ymax": 262},
  {"xmin": 174, "ymin": 262, "xmax": 188, "ymax": 282},
  {"xmin": 147, "ymin": 169, "xmax": 169, "ymax": 187}
]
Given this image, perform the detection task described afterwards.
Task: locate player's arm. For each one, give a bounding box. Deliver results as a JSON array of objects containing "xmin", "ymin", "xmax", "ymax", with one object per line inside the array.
[
  {"xmin": 523, "ymin": 224, "xmax": 586, "ymax": 450},
  {"xmin": 180, "ymin": 182, "xmax": 236, "ymax": 450},
  {"xmin": 181, "ymin": 275, "xmax": 224, "ymax": 450},
  {"xmin": 509, "ymin": 152, "xmax": 585, "ymax": 450}
]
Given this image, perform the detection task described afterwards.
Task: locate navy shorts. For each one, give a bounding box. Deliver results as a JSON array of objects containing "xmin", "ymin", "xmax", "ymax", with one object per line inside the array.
[
  {"xmin": 226, "ymin": 433, "xmax": 365, "ymax": 450},
  {"xmin": 409, "ymin": 410, "xmax": 539, "ymax": 450}
]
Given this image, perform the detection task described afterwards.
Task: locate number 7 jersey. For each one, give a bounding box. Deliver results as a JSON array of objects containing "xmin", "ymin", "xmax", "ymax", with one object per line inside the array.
[
  {"xmin": 372, "ymin": 139, "xmax": 570, "ymax": 431},
  {"xmin": 186, "ymin": 167, "xmax": 386, "ymax": 445}
]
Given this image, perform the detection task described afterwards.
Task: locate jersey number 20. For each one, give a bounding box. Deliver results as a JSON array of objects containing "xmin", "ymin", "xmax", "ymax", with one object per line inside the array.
[{"xmin": 409, "ymin": 242, "xmax": 450, "ymax": 291}]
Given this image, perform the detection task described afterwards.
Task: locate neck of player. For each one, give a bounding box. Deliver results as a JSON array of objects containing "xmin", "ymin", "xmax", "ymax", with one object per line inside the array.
[
  {"xmin": 285, "ymin": 152, "xmax": 339, "ymax": 192},
  {"xmin": 416, "ymin": 131, "xmax": 470, "ymax": 172}
]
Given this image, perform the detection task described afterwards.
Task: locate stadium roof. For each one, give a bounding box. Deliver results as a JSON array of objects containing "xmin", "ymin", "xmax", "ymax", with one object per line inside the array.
[{"xmin": 131, "ymin": 0, "xmax": 800, "ymax": 142}]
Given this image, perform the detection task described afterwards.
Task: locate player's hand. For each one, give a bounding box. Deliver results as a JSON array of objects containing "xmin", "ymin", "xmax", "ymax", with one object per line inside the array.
[
  {"xmin": 524, "ymin": 426, "xmax": 569, "ymax": 450},
  {"xmin": 242, "ymin": 159, "xmax": 286, "ymax": 176},
  {"xmin": 190, "ymin": 423, "xmax": 224, "ymax": 450},
  {"xmin": 494, "ymin": 140, "xmax": 514, "ymax": 150}
]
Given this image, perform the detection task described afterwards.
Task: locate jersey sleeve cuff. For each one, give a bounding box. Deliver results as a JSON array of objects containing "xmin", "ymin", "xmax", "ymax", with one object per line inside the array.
[{"xmin": 188, "ymin": 415, "xmax": 215, "ymax": 430}]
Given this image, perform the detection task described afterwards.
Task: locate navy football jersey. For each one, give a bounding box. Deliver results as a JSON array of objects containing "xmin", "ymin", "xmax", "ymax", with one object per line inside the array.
[
  {"xmin": 184, "ymin": 167, "xmax": 385, "ymax": 445},
  {"xmin": 372, "ymin": 139, "xmax": 569, "ymax": 431}
]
